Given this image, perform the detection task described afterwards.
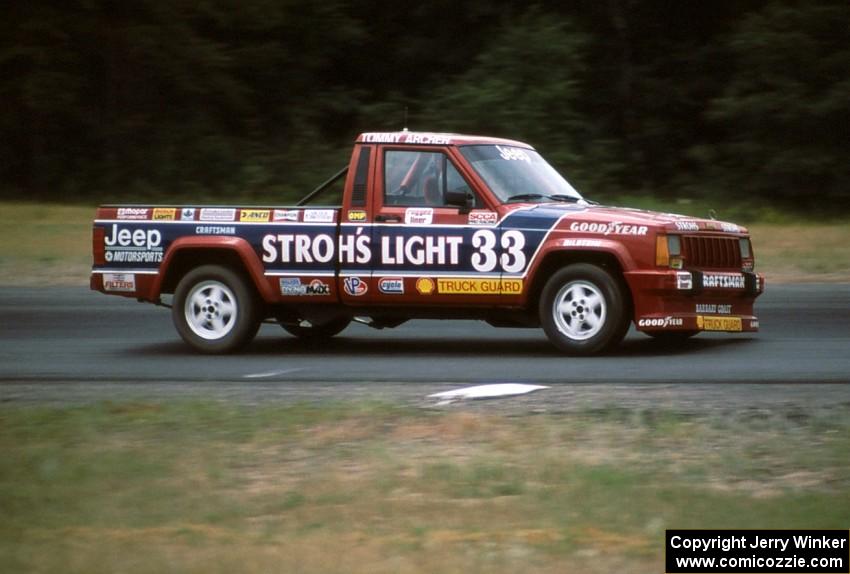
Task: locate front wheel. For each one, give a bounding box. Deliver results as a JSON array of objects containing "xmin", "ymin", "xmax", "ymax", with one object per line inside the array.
[
  {"xmin": 172, "ymin": 265, "xmax": 261, "ymax": 354},
  {"xmin": 539, "ymin": 264, "xmax": 630, "ymax": 355}
]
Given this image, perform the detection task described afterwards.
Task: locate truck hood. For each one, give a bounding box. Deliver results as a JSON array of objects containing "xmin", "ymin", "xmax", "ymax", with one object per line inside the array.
[{"xmin": 506, "ymin": 203, "xmax": 748, "ymax": 235}]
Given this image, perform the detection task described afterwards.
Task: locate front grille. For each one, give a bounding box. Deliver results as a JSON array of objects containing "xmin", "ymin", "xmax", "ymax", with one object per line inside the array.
[{"xmin": 682, "ymin": 236, "xmax": 741, "ymax": 269}]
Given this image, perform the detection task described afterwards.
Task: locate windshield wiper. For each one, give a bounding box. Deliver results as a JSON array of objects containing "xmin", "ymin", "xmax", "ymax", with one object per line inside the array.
[
  {"xmin": 548, "ymin": 194, "xmax": 581, "ymax": 203},
  {"xmin": 505, "ymin": 193, "xmax": 581, "ymax": 203}
]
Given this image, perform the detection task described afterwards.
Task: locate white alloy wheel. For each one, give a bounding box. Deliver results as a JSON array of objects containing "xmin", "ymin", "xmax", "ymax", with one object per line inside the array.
[
  {"xmin": 184, "ymin": 280, "xmax": 239, "ymax": 340},
  {"xmin": 551, "ymin": 280, "xmax": 607, "ymax": 341}
]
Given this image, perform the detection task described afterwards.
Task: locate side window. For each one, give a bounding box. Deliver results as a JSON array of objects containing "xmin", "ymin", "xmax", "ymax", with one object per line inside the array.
[{"xmin": 384, "ymin": 150, "xmax": 479, "ymax": 207}]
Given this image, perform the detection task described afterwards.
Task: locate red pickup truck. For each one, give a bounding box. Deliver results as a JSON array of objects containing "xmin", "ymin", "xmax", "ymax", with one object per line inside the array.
[{"xmin": 91, "ymin": 131, "xmax": 764, "ymax": 354}]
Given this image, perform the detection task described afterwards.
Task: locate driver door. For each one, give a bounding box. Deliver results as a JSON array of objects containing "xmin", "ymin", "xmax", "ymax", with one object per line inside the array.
[{"xmin": 368, "ymin": 147, "xmax": 490, "ymax": 304}]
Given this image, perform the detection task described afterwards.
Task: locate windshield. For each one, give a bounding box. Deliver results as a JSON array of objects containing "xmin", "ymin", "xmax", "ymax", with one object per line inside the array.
[{"xmin": 459, "ymin": 145, "xmax": 583, "ymax": 204}]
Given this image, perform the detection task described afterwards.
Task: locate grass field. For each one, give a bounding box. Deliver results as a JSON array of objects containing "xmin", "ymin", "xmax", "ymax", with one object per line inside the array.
[
  {"xmin": 1, "ymin": 201, "xmax": 848, "ymax": 285},
  {"xmin": 1, "ymin": 401, "xmax": 848, "ymax": 574}
]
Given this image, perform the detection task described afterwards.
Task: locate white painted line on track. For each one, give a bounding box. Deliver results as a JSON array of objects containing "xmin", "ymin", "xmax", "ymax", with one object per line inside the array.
[{"xmin": 243, "ymin": 368, "xmax": 306, "ymax": 379}]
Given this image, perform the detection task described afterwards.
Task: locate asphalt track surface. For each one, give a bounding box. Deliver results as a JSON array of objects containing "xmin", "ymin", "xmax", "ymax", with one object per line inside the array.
[{"xmin": 1, "ymin": 284, "xmax": 849, "ymax": 407}]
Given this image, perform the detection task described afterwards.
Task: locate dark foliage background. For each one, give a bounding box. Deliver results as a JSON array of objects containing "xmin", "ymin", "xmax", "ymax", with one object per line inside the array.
[{"xmin": 2, "ymin": 0, "xmax": 848, "ymax": 209}]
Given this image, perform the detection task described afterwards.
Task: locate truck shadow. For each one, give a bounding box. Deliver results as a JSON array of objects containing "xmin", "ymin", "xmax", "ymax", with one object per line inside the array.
[{"xmin": 136, "ymin": 334, "xmax": 756, "ymax": 358}]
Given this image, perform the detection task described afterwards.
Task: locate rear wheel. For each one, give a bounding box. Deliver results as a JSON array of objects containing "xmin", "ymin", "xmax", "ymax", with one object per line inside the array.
[
  {"xmin": 539, "ymin": 264, "xmax": 630, "ymax": 355},
  {"xmin": 281, "ymin": 317, "xmax": 350, "ymax": 340},
  {"xmin": 172, "ymin": 265, "xmax": 260, "ymax": 354}
]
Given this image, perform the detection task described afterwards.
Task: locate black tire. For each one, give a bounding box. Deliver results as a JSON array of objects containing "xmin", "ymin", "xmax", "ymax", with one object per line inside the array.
[
  {"xmin": 645, "ymin": 330, "xmax": 699, "ymax": 342},
  {"xmin": 172, "ymin": 265, "xmax": 261, "ymax": 354},
  {"xmin": 539, "ymin": 264, "xmax": 630, "ymax": 355},
  {"xmin": 281, "ymin": 317, "xmax": 350, "ymax": 340}
]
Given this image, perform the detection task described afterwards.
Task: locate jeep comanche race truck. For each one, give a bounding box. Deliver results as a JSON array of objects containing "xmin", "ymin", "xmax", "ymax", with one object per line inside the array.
[{"xmin": 91, "ymin": 131, "xmax": 764, "ymax": 354}]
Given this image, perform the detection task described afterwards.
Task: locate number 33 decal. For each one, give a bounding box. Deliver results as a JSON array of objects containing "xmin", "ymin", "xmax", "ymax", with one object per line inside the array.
[{"xmin": 471, "ymin": 229, "xmax": 526, "ymax": 273}]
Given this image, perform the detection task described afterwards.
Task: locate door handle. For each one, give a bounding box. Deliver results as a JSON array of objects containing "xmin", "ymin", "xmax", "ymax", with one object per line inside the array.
[{"xmin": 375, "ymin": 214, "xmax": 401, "ymax": 222}]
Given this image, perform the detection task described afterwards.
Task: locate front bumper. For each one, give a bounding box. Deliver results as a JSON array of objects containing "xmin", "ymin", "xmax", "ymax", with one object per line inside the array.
[{"xmin": 624, "ymin": 270, "xmax": 764, "ymax": 333}]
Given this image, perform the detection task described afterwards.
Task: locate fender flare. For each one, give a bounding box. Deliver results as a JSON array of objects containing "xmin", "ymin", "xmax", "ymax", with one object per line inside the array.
[
  {"xmin": 151, "ymin": 236, "xmax": 276, "ymax": 302},
  {"xmin": 527, "ymin": 237, "xmax": 637, "ymax": 277},
  {"xmin": 522, "ymin": 237, "xmax": 637, "ymax": 307}
]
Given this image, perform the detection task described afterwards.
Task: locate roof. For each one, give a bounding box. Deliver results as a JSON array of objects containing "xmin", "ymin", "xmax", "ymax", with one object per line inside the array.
[{"xmin": 355, "ymin": 131, "xmax": 533, "ymax": 149}]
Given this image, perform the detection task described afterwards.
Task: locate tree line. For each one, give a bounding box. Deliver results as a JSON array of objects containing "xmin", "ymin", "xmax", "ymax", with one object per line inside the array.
[{"xmin": 2, "ymin": 0, "xmax": 848, "ymax": 210}]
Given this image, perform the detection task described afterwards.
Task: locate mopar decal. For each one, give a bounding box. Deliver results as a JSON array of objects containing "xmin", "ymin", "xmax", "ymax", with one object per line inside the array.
[{"xmin": 117, "ymin": 207, "xmax": 148, "ymax": 220}]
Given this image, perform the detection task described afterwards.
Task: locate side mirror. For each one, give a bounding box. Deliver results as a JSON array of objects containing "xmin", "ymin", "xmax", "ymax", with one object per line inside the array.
[{"xmin": 445, "ymin": 189, "xmax": 471, "ymax": 213}]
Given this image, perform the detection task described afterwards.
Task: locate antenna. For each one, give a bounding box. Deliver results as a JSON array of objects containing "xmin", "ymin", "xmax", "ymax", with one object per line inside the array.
[{"xmin": 403, "ymin": 106, "xmax": 408, "ymax": 132}]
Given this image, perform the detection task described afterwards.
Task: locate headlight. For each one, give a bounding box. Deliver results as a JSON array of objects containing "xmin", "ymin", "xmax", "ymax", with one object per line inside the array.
[
  {"xmin": 657, "ymin": 234, "xmax": 683, "ymax": 269},
  {"xmin": 739, "ymin": 238, "xmax": 752, "ymax": 259}
]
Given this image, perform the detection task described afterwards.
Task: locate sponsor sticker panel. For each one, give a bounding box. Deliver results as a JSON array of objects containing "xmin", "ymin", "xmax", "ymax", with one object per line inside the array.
[
  {"xmin": 404, "ymin": 208, "xmax": 433, "ymax": 225},
  {"xmin": 637, "ymin": 316, "xmax": 684, "ymax": 328},
  {"xmin": 273, "ymin": 209, "xmax": 300, "ymax": 222},
  {"xmin": 103, "ymin": 224, "xmax": 164, "ymax": 264},
  {"xmin": 343, "ymin": 276, "xmax": 368, "ymax": 296},
  {"xmin": 703, "ymin": 273, "xmax": 746, "ymax": 289},
  {"xmin": 695, "ymin": 303, "xmax": 732, "ymax": 314},
  {"xmin": 569, "ymin": 221, "xmax": 648, "ymax": 236},
  {"xmin": 240, "ymin": 209, "xmax": 270, "ymax": 223},
  {"xmin": 416, "ymin": 277, "xmax": 435, "ymax": 295},
  {"xmin": 468, "ymin": 211, "xmax": 498, "ymax": 225},
  {"xmin": 437, "ymin": 278, "xmax": 523, "ymax": 295},
  {"xmin": 697, "ymin": 316, "xmax": 743, "ymax": 332},
  {"xmin": 152, "ymin": 208, "xmax": 176, "ymax": 221},
  {"xmin": 378, "ymin": 277, "xmax": 404, "ymax": 294},
  {"xmin": 303, "ymin": 209, "xmax": 335, "ymax": 223},
  {"xmin": 117, "ymin": 208, "xmax": 149, "ymax": 220},
  {"xmin": 279, "ymin": 278, "xmax": 331, "ymax": 296},
  {"xmin": 103, "ymin": 273, "xmax": 136, "ymax": 292},
  {"xmin": 200, "ymin": 208, "xmax": 236, "ymax": 222}
]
